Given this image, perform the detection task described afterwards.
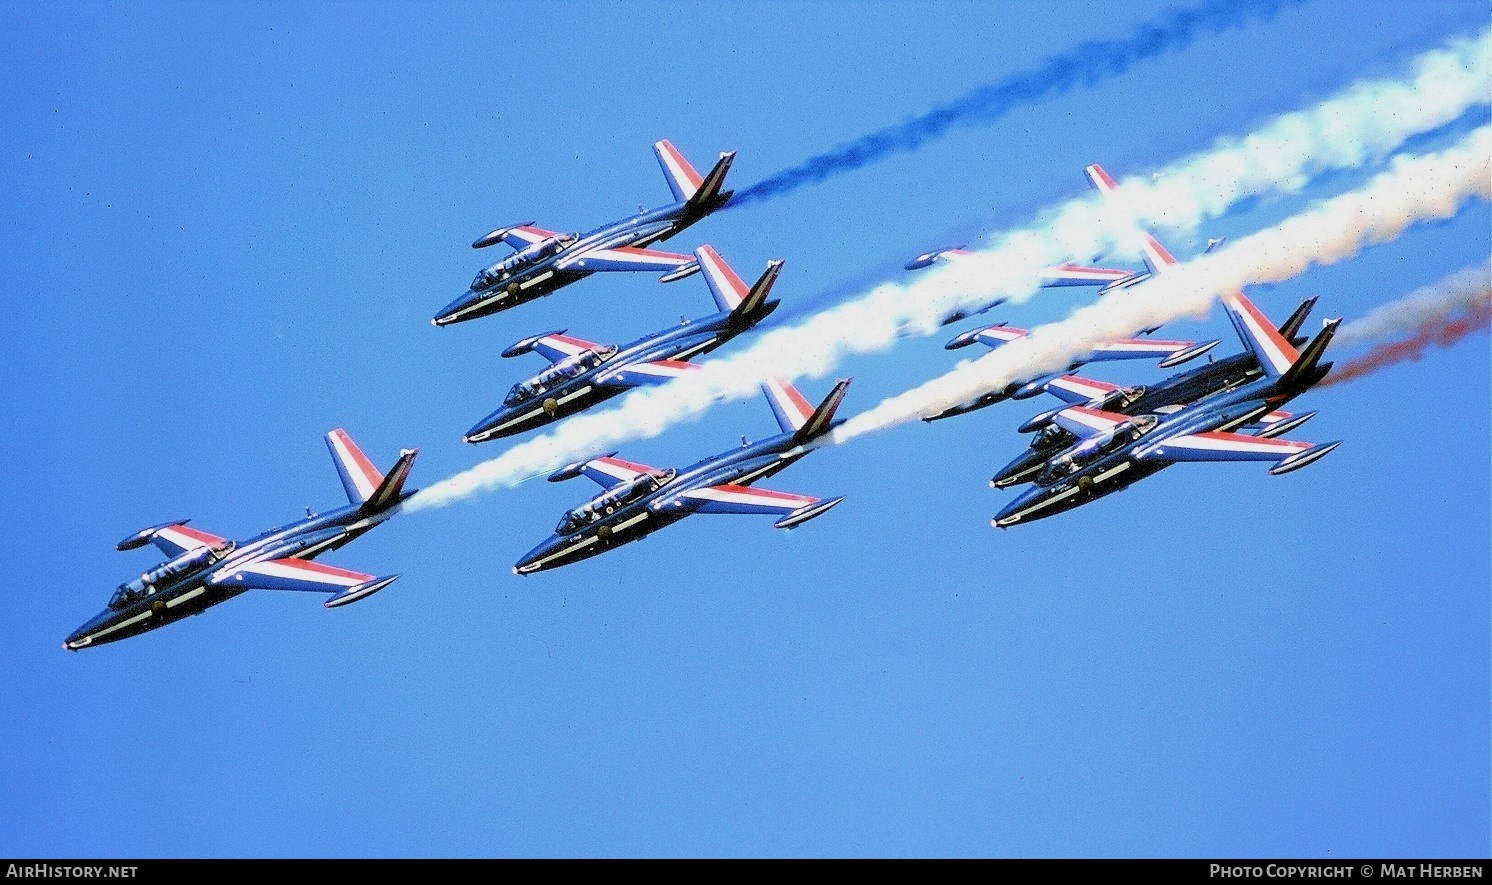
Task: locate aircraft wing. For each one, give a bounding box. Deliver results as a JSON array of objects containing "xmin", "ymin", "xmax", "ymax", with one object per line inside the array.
[
  {"xmin": 577, "ymin": 455, "xmax": 664, "ymax": 490},
  {"xmin": 488, "ymin": 224, "xmax": 561, "ymax": 250},
  {"xmin": 149, "ymin": 524, "xmax": 231, "ymax": 559},
  {"xmin": 665, "ymin": 483, "xmax": 845, "ymax": 528},
  {"xmin": 1042, "ymin": 374, "xmax": 1123, "ymax": 405},
  {"xmin": 1086, "ymin": 338, "xmax": 1200, "ymax": 361},
  {"xmin": 556, "ymin": 245, "xmax": 693, "ymax": 273},
  {"xmin": 217, "ymin": 558, "xmax": 375, "ymax": 593},
  {"xmin": 525, "ymin": 332, "xmax": 602, "ymax": 364},
  {"xmin": 213, "ymin": 558, "xmax": 399, "ymax": 608},
  {"xmin": 672, "ymin": 483, "xmax": 820, "ymax": 516},
  {"xmin": 1050, "ymin": 406, "xmax": 1133, "ymax": 440},
  {"xmin": 1139, "ymin": 431, "xmax": 1312, "ymax": 463},
  {"xmin": 598, "ymin": 358, "xmax": 701, "ymax": 388},
  {"xmin": 1038, "ymin": 264, "xmax": 1134, "ymax": 288}
]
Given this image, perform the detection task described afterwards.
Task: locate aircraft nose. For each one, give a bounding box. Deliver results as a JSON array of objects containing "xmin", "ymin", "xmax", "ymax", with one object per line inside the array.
[
  {"xmin": 513, "ymin": 537, "xmax": 564, "ymax": 575},
  {"xmin": 463, "ymin": 413, "xmax": 507, "ymax": 444},
  {"xmin": 432, "ymin": 291, "xmax": 480, "ymax": 326}
]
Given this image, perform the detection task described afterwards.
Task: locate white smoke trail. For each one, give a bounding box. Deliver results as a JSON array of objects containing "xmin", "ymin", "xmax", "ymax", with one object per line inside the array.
[
  {"xmin": 1332, "ymin": 260, "xmax": 1492, "ymax": 349},
  {"xmin": 832, "ymin": 126, "xmax": 1492, "ymax": 442},
  {"xmin": 405, "ymin": 30, "xmax": 1491, "ymax": 512}
]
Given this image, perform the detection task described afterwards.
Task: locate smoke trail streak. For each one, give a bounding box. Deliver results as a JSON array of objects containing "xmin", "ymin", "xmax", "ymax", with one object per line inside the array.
[
  {"xmin": 831, "ymin": 127, "xmax": 1491, "ymax": 442},
  {"xmin": 1321, "ymin": 262, "xmax": 1492, "ymax": 386},
  {"xmin": 729, "ymin": 0, "xmax": 1305, "ymax": 208},
  {"xmin": 404, "ymin": 32, "xmax": 1490, "ymax": 513}
]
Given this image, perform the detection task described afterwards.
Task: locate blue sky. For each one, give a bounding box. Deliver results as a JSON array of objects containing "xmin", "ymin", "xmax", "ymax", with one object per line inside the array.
[{"xmin": 3, "ymin": 0, "xmax": 1488, "ymax": 859}]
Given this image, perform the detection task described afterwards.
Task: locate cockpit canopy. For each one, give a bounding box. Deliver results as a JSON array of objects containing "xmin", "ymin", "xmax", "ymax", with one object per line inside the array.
[
  {"xmin": 1035, "ymin": 414, "xmax": 1159, "ymax": 486},
  {"xmin": 504, "ymin": 344, "xmax": 619, "ymax": 406},
  {"xmin": 555, "ymin": 469, "xmax": 676, "ymax": 534},
  {"xmin": 109, "ymin": 541, "xmax": 234, "ymax": 610},
  {"xmin": 471, "ymin": 233, "xmax": 579, "ymax": 290}
]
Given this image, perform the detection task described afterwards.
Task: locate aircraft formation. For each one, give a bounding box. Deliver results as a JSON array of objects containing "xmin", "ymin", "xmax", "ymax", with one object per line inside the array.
[{"xmin": 66, "ymin": 145, "xmax": 1343, "ymax": 650}]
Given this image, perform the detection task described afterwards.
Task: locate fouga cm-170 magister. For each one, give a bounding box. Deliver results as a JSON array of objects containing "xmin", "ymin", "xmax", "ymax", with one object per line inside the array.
[
  {"xmin": 433, "ymin": 139, "xmax": 735, "ymax": 327},
  {"xmin": 64, "ymin": 430, "xmax": 417, "ymax": 650}
]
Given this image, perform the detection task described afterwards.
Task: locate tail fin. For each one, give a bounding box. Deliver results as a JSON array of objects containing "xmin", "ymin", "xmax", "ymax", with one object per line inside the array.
[
  {"xmin": 364, "ymin": 448, "xmax": 418, "ymax": 512},
  {"xmin": 1278, "ymin": 317, "xmax": 1341, "ymax": 390},
  {"xmin": 761, "ymin": 378, "xmax": 852, "ymax": 442},
  {"xmin": 1220, "ymin": 290, "xmax": 1300, "ymax": 379},
  {"xmin": 326, "ymin": 429, "xmax": 418, "ymax": 510},
  {"xmin": 1085, "ymin": 164, "xmax": 1180, "ymax": 278},
  {"xmin": 655, "ymin": 139, "xmax": 735, "ymax": 213},
  {"xmin": 695, "ymin": 245, "xmax": 782, "ymax": 318},
  {"xmin": 1279, "ymin": 295, "xmax": 1319, "ymax": 346},
  {"xmin": 655, "ymin": 139, "xmax": 705, "ymax": 202}
]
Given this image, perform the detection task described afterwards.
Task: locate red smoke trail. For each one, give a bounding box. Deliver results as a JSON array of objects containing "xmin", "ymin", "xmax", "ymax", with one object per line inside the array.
[{"xmin": 1323, "ymin": 299, "xmax": 1491, "ymax": 386}]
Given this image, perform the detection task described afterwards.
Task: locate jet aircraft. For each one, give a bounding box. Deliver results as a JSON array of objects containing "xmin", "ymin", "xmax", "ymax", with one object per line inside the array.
[
  {"xmin": 990, "ymin": 296, "xmax": 1319, "ymax": 488},
  {"xmin": 917, "ymin": 163, "xmax": 1245, "ymax": 422},
  {"xmin": 513, "ymin": 378, "xmax": 851, "ymax": 575},
  {"xmin": 920, "ymin": 321, "xmax": 1221, "ymax": 422},
  {"xmin": 992, "ymin": 288, "xmax": 1341, "ymax": 527},
  {"xmin": 464, "ymin": 245, "xmax": 782, "ymax": 443},
  {"xmin": 64, "ymin": 430, "xmax": 417, "ymax": 650},
  {"xmin": 433, "ymin": 140, "xmax": 736, "ymax": 327}
]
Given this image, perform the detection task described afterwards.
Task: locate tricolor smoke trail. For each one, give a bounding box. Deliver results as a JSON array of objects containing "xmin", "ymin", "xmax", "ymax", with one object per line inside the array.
[
  {"xmin": 404, "ymin": 31, "xmax": 1490, "ymax": 513},
  {"xmin": 728, "ymin": 0, "xmax": 1305, "ymax": 208},
  {"xmin": 831, "ymin": 126, "xmax": 1491, "ymax": 443},
  {"xmin": 1321, "ymin": 262, "xmax": 1491, "ymax": 387}
]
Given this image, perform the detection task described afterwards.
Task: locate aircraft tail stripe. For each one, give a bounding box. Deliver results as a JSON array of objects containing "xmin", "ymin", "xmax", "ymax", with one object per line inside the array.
[
  {"xmin": 1224, "ymin": 291, "xmax": 1299, "ymax": 376},
  {"xmin": 1085, "ymin": 164, "xmax": 1120, "ymax": 195},
  {"xmin": 327, "ymin": 429, "xmax": 382, "ymax": 504},
  {"xmin": 655, "ymin": 139, "xmax": 704, "ymax": 203},
  {"xmin": 365, "ymin": 449, "xmax": 417, "ymax": 511},
  {"xmin": 1139, "ymin": 233, "xmax": 1180, "ymax": 275},
  {"xmin": 762, "ymin": 378, "xmax": 815, "ymax": 433},
  {"xmin": 696, "ymin": 245, "xmax": 748, "ymax": 310}
]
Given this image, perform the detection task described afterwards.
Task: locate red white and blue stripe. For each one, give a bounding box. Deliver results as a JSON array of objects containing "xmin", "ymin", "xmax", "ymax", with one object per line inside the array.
[
  {"xmin": 1222, "ymin": 291, "xmax": 1300, "ymax": 378},
  {"xmin": 695, "ymin": 244, "xmax": 749, "ymax": 311},
  {"xmin": 677, "ymin": 483, "xmax": 819, "ymax": 516},
  {"xmin": 149, "ymin": 523, "xmax": 230, "ymax": 559},
  {"xmin": 580, "ymin": 456, "xmax": 659, "ymax": 490},
  {"xmin": 761, "ymin": 378, "xmax": 815, "ymax": 434},
  {"xmin": 1043, "ymin": 375, "xmax": 1121, "ymax": 405},
  {"xmin": 327, "ymin": 428, "xmax": 384, "ymax": 506},
  {"xmin": 653, "ymin": 139, "xmax": 705, "ymax": 202}
]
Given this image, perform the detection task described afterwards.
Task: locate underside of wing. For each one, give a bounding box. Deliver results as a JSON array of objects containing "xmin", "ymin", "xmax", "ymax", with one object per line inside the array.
[
  {"xmin": 600, "ymin": 358, "xmax": 701, "ymax": 388},
  {"xmin": 1141, "ymin": 431, "xmax": 1313, "ymax": 463},
  {"xmin": 1038, "ymin": 264, "xmax": 1134, "ymax": 288},
  {"xmin": 675, "ymin": 483, "xmax": 820, "ymax": 516},
  {"xmin": 214, "ymin": 558, "xmax": 398, "ymax": 608},
  {"xmin": 217, "ymin": 558, "xmax": 376, "ymax": 593},
  {"xmin": 1086, "ymin": 338, "xmax": 1197, "ymax": 361},
  {"xmin": 557, "ymin": 245, "xmax": 692, "ymax": 273}
]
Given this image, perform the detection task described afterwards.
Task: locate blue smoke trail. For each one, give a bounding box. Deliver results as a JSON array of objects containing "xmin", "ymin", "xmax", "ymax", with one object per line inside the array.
[{"xmin": 728, "ymin": 0, "xmax": 1306, "ymax": 208}]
